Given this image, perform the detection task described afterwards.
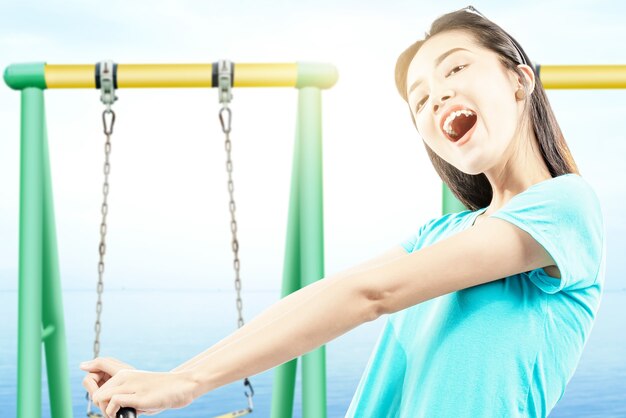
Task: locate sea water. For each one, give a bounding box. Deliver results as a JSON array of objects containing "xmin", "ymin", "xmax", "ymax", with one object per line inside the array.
[{"xmin": 1, "ymin": 289, "xmax": 624, "ymax": 417}]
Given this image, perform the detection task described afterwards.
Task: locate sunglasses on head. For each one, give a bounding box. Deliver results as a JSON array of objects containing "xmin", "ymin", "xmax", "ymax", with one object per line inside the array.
[{"xmin": 461, "ymin": 5, "xmax": 531, "ymax": 68}]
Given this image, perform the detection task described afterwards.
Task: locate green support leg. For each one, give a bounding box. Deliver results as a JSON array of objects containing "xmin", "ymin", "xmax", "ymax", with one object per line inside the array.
[
  {"xmin": 17, "ymin": 86, "xmax": 73, "ymax": 418},
  {"xmin": 17, "ymin": 87, "xmax": 44, "ymax": 418},
  {"xmin": 297, "ymin": 87, "xmax": 326, "ymax": 418},
  {"xmin": 41, "ymin": 96, "xmax": 73, "ymax": 418},
  {"xmin": 270, "ymin": 96, "xmax": 304, "ymax": 417},
  {"xmin": 442, "ymin": 182, "xmax": 467, "ymax": 214},
  {"xmin": 271, "ymin": 86, "xmax": 327, "ymax": 418}
]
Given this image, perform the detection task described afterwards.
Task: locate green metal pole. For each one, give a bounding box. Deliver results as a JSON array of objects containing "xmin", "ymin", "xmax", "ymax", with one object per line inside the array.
[
  {"xmin": 297, "ymin": 86, "xmax": 326, "ymax": 418},
  {"xmin": 442, "ymin": 182, "xmax": 468, "ymax": 214},
  {"xmin": 41, "ymin": 96, "xmax": 74, "ymax": 418},
  {"xmin": 17, "ymin": 87, "xmax": 44, "ymax": 418},
  {"xmin": 270, "ymin": 99, "xmax": 303, "ymax": 418}
]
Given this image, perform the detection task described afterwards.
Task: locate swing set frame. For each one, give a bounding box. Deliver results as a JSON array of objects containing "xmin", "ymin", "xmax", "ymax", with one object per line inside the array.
[{"xmin": 4, "ymin": 60, "xmax": 626, "ymax": 418}]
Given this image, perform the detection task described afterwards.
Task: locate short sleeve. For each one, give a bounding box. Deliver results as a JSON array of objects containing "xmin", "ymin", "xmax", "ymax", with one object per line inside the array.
[
  {"xmin": 344, "ymin": 319, "xmax": 406, "ymax": 417},
  {"xmin": 488, "ymin": 174, "xmax": 604, "ymax": 294},
  {"xmin": 400, "ymin": 217, "xmax": 437, "ymax": 253}
]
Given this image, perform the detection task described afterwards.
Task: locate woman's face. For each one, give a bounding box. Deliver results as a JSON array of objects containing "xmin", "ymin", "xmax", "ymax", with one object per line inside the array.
[{"xmin": 406, "ymin": 30, "xmax": 527, "ymax": 175}]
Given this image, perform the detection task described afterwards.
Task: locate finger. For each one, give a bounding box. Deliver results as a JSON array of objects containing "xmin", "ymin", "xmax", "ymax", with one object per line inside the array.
[
  {"xmin": 97, "ymin": 399, "xmax": 106, "ymax": 417},
  {"xmin": 101, "ymin": 356, "xmax": 136, "ymax": 372},
  {"xmin": 102, "ymin": 374, "xmax": 111, "ymax": 386},
  {"xmin": 97, "ymin": 397, "xmax": 113, "ymax": 418},
  {"xmin": 89, "ymin": 371, "xmax": 105, "ymax": 383},
  {"xmin": 80, "ymin": 357, "xmax": 113, "ymax": 374},
  {"xmin": 92, "ymin": 370, "xmax": 127, "ymax": 412},
  {"xmin": 82, "ymin": 376, "xmax": 98, "ymax": 395},
  {"xmin": 83, "ymin": 371, "xmax": 105, "ymax": 396},
  {"xmin": 92, "ymin": 385, "xmax": 114, "ymax": 413},
  {"xmin": 109, "ymin": 357, "xmax": 136, "ymax": 370},
  {"xmin": 106, "ymin": 394, "xmax": 136, "ymax": 418},
  {"xmin": 80, "ymin": 357, "xmax": 134, "ymax": 376}
]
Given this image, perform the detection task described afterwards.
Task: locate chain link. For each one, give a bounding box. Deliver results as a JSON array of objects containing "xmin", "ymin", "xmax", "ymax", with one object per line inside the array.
[
  {"xmin": 95, "ymin": 108, "xmax": 114, "ymax": 358},
  {"xmin": 218, "ymin": 60, "xmax": 253, "ymax": 413},
  {"xmin": 86, "ymin": 108, "xmax": 115, "ymax": 417},
  {"xmin": 85, "ymin": 61, "xmax": 253, "ymax": 415},
  {"xmin": 219, "ymin": 106, "xmax": 245, "ymax": 330},
  {"xmin": 220, "ymin": 103, "xmax": 254, "ymax": 414}
]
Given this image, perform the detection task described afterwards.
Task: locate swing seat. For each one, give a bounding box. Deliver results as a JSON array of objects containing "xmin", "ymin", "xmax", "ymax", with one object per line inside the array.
[{"xmin": 214, "ymin": 406, "xmax": 253, "ymax": 418}]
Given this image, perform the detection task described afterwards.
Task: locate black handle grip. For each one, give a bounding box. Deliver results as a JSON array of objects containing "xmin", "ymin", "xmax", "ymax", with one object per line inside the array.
[{"xmin": 117, "ymin": 407, "xmax": 137, "ymax": 418}]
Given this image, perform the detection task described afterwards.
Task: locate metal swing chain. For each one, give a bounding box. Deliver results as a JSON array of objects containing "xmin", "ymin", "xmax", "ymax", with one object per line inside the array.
[
  {"xmin": 86, "ymin": 60, "xmax": 118, "ymax": 418},
  {"xmin": 94, "ymin": 98, "xmax": 115, "ymax": 360},
  {"xmin": 217, "ymin": 59, "xmax": 254, "ymax": 416},
  {"xmin": 83, "ymin": 60, "xmax": 253, "ymax": 417}
]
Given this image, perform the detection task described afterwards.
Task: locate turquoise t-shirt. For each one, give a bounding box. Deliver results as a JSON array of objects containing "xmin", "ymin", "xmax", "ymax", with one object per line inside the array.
[{"xmin": 345, "ymin": 173, "xmax": 606, "ymax": 418}]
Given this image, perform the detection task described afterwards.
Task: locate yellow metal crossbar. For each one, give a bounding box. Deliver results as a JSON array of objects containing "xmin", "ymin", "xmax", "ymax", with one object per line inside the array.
[
  {"xmin": 539, "ymin": 65, "xmax": 626, "ymax": 89},
  {"xmin": 3, "ymin": 62, "xmax": 339, "ymax": 90}
]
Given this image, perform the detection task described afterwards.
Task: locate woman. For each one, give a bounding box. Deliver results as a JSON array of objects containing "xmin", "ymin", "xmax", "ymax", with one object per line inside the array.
[{"xmin": 80, "ymin": 5, "xmax": 606, "ymax": 417}]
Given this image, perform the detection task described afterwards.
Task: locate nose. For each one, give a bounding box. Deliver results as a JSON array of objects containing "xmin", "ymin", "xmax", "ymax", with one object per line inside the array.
[{"xmin": 433, "ymin": 90, "xmax": 454, "ymax": 114}]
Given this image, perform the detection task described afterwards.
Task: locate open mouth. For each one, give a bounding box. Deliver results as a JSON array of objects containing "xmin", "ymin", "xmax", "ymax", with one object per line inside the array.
[{"xmin": 443, "ymin": 112, "xmax": 478, "ymax": 143}]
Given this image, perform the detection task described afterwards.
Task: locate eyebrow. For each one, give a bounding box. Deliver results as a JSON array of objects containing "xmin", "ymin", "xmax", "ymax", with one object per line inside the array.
[{"xmin": 407, "ymin": 47, "xmax": 471, "ymax": 97}]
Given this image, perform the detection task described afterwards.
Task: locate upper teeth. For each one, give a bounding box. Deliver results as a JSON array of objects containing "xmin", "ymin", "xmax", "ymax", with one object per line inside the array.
[{"xmin": 443, "ymin": 109, "xmax": 475, "ymax": 136}]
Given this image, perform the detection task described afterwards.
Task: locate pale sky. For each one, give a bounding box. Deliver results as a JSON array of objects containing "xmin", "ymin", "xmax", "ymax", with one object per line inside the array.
[{"xmin": 1, "ymin": 0, "xmax": 625, "ymax": 291}]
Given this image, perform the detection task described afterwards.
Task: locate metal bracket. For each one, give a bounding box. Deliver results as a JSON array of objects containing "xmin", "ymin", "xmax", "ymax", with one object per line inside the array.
[
  {"xmin": 99, "ymin": 60, "xmax": 118, "ymax": 111},
  {"xmin": 218, "ymin": 59, "xmax": 233, "ymax": 106}
]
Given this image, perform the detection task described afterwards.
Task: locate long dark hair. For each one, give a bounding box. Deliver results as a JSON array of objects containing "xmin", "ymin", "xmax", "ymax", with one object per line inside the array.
[{"xmin": 394, "ymin": 6, "xmax": 579, "ymax": 211}]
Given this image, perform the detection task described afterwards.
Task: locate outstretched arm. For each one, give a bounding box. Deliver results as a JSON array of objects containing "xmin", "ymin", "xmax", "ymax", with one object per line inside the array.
[
  {"xmin": 82, "ymin": 214, "xmax": 560, "ymax": 416},
  {"xmin": 170, "ymin": 245, "xmax": 406, "ymax": 376},
  {"xmin": 186, "ymin": 213, "xmax": 561, "ymax": 397},
  {"xmin": 81, "ymin": 245, "xmax": 406, "ymax": 416},
  {"xmin": 183, "ymin": 248, "xmax": 404, "ymax": 398}
]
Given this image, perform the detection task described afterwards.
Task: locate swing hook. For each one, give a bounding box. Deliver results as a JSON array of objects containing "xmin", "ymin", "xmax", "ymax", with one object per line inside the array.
[
  {"xmin": 98, "ymin": 60, "xmax": 118, "ymax": 113},
  {"xmin": 243, "ymin": 377, "xmax": 255, "ymax": 410},
  {"xmin": 218, "ymin": 59, "xmax": 232, "ymax": 134}
]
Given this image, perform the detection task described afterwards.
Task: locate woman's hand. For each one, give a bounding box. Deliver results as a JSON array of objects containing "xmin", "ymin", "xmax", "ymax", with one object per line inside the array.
[
  {"xmin": 81, "ymin": 357, "xmax": 136, "ymax": 397},
  {"xmin": 80, "ymin": 357, "xmax": 197, "ymax": 417}
]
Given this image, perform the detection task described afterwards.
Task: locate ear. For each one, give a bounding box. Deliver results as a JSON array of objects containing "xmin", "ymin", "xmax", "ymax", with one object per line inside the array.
[{"xmin": 516, "ymin": 64, "xmax": 536, "ymax": 96}]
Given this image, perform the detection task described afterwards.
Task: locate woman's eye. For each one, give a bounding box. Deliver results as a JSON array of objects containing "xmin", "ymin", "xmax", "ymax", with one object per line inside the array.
[
  {"xmin": 415, "ymin": 64, "xmax": 467, "ymax": 112},
  {"xmin": 416, "ymin": 97, "xmax": 427, "ymax": 112},
  {"xmin": 448, "ymin": 64, "xmax": 466, "ymax": 77}
]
